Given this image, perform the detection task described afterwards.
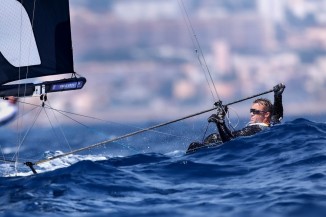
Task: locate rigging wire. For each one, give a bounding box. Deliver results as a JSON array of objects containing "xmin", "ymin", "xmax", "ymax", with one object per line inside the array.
[
  {"xmin": 177, "ymin": 0, "xmax": 238, "ymax": 140},
  {"xmin": 18, "ymin": 100, "xmax": 192, "ymax": 141},
  {"xmin": 177, "ymin": 0, "xmax": 220, "ymax": 102},
  {"xmin": 0, "ymin": 105, "xmax": 39, "ymax": 167},
  {"xmin": 178, "ymin": 1, "xmax": 255, "ymax": 135},
  {"xmin": 11, "ymin": 105, "xmax": 43, "ymax": 163},
  {"xmin": 42, "ymin": 101, "xmax": 140, "ymax": 153},
  {"xmin": 44, "ymin": 99, "xmax": 73, "ymax": 152}
]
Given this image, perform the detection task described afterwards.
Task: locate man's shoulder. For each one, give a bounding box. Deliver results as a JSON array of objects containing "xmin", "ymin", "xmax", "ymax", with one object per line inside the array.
[{"xmin": 245, "ymin": 123, "xmax": 270, "ymax": 131}]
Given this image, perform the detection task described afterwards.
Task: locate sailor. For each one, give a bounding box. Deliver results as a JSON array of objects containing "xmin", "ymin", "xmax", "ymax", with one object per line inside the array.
[
  {"xmin": 0, "ymin": 96, "xmax": 18, "ymax": 126},
  {"xmin": 187, "ymin": 83, "xmax": 285, "ymax": 152}
]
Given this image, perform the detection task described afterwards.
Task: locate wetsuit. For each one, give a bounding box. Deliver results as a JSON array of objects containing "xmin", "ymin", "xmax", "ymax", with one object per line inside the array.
[{"xmin": 187, "ymin": 93, "xmax": 283, "ymax": 153}]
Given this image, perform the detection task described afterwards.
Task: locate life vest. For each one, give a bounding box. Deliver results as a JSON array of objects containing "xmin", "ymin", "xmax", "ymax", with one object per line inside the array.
[{"xmin": 248, "ymin": 122, "xmax": 270, "ymax": 130}]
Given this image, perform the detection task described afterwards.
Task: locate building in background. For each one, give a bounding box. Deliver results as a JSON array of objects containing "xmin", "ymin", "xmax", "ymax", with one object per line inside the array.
[{"xmin": 60, "ymin": 0, "xmax": 326, "ymax": 121}]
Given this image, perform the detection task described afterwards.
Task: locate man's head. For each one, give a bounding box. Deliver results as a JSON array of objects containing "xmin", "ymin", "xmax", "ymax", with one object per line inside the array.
[{"xmin": 250, "ymin": 98, "xmax": 273, "ymax": 125}]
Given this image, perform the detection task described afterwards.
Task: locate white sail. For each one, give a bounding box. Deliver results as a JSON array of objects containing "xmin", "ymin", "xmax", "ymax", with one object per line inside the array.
[{"xmin": 0, "ymin": 0, "xmax": 40, "ymax": 67}]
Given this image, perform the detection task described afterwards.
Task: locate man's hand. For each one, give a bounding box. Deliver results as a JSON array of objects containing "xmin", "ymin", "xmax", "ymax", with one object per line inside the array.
[
  {"xmin": 273, "ymin": 83, "xmax": 285, "ymax": 96},
  {"xmin": 208, "ymin": 106, "xmax": 228, "ymax": 124}
]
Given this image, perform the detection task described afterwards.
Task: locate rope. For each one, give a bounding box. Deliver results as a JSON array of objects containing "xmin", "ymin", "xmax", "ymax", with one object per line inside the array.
[
  {"xmin": 43, "ymin": 102, "xmax": 140, "ymax": 153},
  {"xmin": 178, "ymin": 0, "xmax": 220, "ymax": 102},
  {"xmin": 43, "ymin": 100, "xmax": 72, "ymax": 151},
  {"xmin": 11, "ymin": 105, "xmax": 43, "ymax": 162},
  {"xmin": 18, "ymin": 100, "xmax": 191, "ymax": 141}
]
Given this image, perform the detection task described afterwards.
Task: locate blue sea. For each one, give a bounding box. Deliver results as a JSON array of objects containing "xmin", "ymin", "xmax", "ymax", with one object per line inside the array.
[{"xmin": 1, "ymin": 117, "xmax": 326, "ymax": 217}]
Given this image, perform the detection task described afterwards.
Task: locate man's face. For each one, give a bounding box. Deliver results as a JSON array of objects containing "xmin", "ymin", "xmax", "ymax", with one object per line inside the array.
[{"xmin": 250, "ymin": 103, "xmax": 269, "ymax": 124}]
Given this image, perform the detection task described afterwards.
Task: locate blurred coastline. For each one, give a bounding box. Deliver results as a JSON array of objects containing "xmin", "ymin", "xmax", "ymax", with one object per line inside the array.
[{"xmin": 45, "ymin": 0, "xmax": 326, "ymax": 122}]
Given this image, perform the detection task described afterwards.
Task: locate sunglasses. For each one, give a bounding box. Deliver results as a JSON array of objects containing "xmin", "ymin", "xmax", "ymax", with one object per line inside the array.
[{"xmin": 250, "ymin": 109, "xmax": 267, "ymax": 115}]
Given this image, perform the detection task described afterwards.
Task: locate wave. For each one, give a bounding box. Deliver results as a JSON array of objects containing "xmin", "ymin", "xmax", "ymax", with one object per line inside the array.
[{"xmin": 1, "ymin": 118, "xmax": 326, "ymax": 217}]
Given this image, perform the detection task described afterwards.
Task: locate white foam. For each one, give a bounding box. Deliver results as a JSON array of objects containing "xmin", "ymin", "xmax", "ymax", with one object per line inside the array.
[{"xmin": 1, "ymin": 150, "xmax": 109, "ymax": 177}]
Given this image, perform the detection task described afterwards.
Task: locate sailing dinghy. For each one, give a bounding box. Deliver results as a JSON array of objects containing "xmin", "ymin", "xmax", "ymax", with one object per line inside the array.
[{"xmin": 0, "ymin": 0, "xmax": 280, "ymax": 175}]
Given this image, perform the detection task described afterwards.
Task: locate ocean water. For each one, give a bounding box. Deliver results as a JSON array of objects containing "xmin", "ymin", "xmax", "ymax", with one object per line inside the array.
[{"xmin": 1, "ymin": 118, "xmax": 326, "ymax": 217}]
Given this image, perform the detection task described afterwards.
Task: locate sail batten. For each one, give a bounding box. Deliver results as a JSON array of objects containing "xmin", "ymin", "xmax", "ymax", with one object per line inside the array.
[{"xmin": 0, "ymin": 0, "xmax": 75, "ymax": 86}]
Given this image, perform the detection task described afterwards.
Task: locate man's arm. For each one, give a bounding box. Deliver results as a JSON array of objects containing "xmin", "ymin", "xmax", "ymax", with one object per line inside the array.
[
  {"xmin": 217, "ymin": 121, "xmax": 234, "ymax": 142},
  {"xmin": 208, "ymin": 105, "xmax": 262, "ymax": 143},
  {"xmin": 209, "ymin": 114, "xmax": 265, "ymax": 143},
  {"xmin": 208, "ymin": 106, "xmax": 234, "ymax": 143},
  {"xmin": 271, "ymin": 83, "xmax": 285, "ymax": 124}
]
